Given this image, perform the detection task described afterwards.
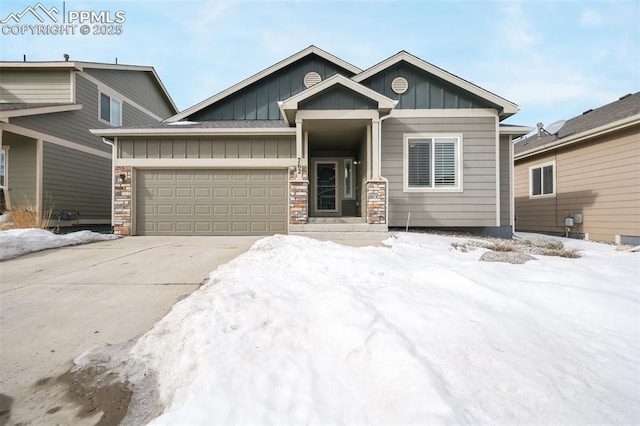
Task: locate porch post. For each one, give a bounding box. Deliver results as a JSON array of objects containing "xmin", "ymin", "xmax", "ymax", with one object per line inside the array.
[
  {"xmin": 290, "ymin": 117, "xmax": 308, "ymax": 225},
  {"xmin": 295, "ymin": 118, "xmax": 303, "ymax": 180},
  {"xmin": 371, "ymin": 119, "xmax": 380, "ymax": 180},
  {"xmin": 366, "ymin": 124, "xmax": 372, "ymax": 179}
]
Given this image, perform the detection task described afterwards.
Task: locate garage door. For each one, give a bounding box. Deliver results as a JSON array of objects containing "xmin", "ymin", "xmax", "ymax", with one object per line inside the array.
[{"xmin": 136, "ymin": 169, "xmax": 288, "ymax": 236}]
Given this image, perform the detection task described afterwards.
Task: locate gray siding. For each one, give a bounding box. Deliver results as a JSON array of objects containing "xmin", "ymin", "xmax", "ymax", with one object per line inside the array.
[
  {"xmin": 382, "ymin": 116, "xmax": 498, "ymax": 227},
  {"xmin": 499, "ymin": 135, "xmax": 512, "ymax": 226},
  {"xmin": 43, "ymin": 143, "xmax": 111, "ymax": 220},
  {"xmin": 11, "ymin": 75, "xmax": 112, "ymax": 153},
  {"xmin": 5, "ymin": 135, "xmax": 37, "ymax": 206},
  {"xmin": 1, "ymin": 70, "xmax": 71, "ymax": 103},
  {"xmin": 299, "ymin": 85, "xmax": 377, "ymax": 110},
  {"xmin": 118, "ymin": 136, "xmax": 296, "ymax": 159},
  {"xmin": 83, "ymin": 68, "xmax": 175, "ymax": 119},
  {"xmin": 188, "ymin": 54, "xmax": 357, "ymax": 121},
  {"xmin": 361, "ymin": 61, "xmax": 494, "ymax": 110}
]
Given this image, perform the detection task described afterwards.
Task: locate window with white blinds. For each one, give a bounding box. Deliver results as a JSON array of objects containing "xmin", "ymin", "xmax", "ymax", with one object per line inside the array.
[{"xmin": 405, "ymin": 136, "xmax": 460, "ymax": 190}]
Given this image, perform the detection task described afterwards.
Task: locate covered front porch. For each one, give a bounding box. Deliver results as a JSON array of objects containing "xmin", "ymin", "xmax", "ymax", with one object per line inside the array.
[{"xmin": 279, "ymin": 75, "xmax": 395, "ymax": 232}]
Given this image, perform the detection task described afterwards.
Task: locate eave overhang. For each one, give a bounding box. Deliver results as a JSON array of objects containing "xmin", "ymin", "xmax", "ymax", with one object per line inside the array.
[
  {"xmin": 514, "ymin": 114, "xmax": 640, "ymax": 160},
  {"xmin": 90, "ymin": 127, "xmax": 296, "ymax": 138},
  {"xmin": 0, "ymin": 103, "xmax": 82, "ymax": 119}
]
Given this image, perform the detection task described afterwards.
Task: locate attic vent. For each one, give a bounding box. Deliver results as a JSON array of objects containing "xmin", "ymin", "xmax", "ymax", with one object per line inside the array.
[
  {"xmin": 582, "ymin": 108, "xmax": 593, "ymax": 115},
  {"xmin": 304, "ymin": 72, "xmax": 322, "ymax": 88},
  {"xmin": 619, "ymin": 93, "xmax": 632, "ymax": 100},
  {"xmin": 391, "ymin": 76, "xmax": 409, "ymax": 94}
]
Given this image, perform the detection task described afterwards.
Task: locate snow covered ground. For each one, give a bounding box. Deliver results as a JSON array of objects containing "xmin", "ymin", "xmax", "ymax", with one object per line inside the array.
[
  {"xmin": 125, "ymin": 233, "xmax": 640, "ymax": 425},
  {"xmin": 0, "ymin": 228, "xmax": 119, "ymax": 260}
]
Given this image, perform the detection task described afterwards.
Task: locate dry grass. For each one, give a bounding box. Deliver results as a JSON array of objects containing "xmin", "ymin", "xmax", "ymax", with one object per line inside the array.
[
  {"xmin": 3, "ymin": 196, "xmax": 53, "ymax": 230},
  {"xmin": 451, "ymin": 237, "xmax": 582, "ymax": 259}
]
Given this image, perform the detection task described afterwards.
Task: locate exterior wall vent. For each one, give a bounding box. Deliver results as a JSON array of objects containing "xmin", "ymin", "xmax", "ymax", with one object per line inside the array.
[
  {"xmin": 391, "ymin": 76, "xmax": 409, "ymax": 94},
  {"xmin": 304, "ymin": 72, "xmax": 322, "ymax": 88}
]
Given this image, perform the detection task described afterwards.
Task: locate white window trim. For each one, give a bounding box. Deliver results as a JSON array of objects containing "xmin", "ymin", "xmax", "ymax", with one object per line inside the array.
[
  {"xmin": 529, "ymin": 161, "xmax": 556, "ymax": 198},
  {"xmin": 98, "ymin": 91, "xmax": 123, "ymax": 127},
  {"xmin": 403, "ymin": 133, "xmax": 463, "ymax": 192}
]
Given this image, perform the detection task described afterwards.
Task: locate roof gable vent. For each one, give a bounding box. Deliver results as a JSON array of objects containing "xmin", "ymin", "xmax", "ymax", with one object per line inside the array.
[
  {"xmin": 391, "ymin": 76, "xmax": 409, "ymax": 94},
  {"xmin": 304, "ymin": 71, "xmax": 322, "ymax": 88}
]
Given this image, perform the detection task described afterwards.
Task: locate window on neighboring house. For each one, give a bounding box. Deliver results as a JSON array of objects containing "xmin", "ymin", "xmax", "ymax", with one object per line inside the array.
[
  {"xmin": 0, "ymin": 148, "xmax": 6, "ymax": 187},
  {"xmin": 100, "ymin": 93, "xmax": 122, "ymax": 126},
  {"xmin": 404, "ymin": 135, "xmax": 461, "ymax": 191},
  {"xmin": 530, "ymin": 163, "xmax": 555, "ymax": 197}
]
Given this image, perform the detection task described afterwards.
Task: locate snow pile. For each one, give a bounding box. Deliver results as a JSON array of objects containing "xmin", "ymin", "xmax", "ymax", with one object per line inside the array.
[
  {"xmin": 0, "ymin": 228, "xmax": 119, "ymax": 260},
  {"xmin": 130, "ymin": 233, "xmax": 639, "ymax": 425}
]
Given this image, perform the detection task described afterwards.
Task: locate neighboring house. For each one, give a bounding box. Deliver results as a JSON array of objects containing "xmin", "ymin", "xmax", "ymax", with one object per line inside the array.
[
  {"xmin": 92, "ymin": 46, "xmax": 530, "ymax": 237},
  {"xmin": 0, "ymin": 60, "xmax": 177, "ymax": 226},
  {"xmin": 513, "ymin": 92, "xmax": 640, "ymax": 244}
]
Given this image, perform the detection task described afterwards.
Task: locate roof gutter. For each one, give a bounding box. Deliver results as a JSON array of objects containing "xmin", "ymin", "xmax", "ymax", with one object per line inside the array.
[{"xmin": 515, "ymin": 114, "xmax": 640, "ymax": 160}]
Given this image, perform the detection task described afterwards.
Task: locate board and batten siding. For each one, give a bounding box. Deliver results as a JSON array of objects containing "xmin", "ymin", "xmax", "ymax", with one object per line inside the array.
[
  {"xmin": 83, "ymin": 68, "xmax": 175, "ymax": 119},
  {"xmin": 382, "ymin": 116, "xmax": 498, "ymax": 227},
  {"xmin": 0, "ymin": 70, "xmax": 71, "ymax": 103},
  {"xmin": 5, "ymin": 134, "xmax": 37, "ymax": 204},
  {"xmin": 515, "ymin": 126, "xmax": 640, "ymax": 243},
  {"xmin": 42, "ymin": 143, "xmax": 111, "ymax": 220},
  {"xmin": 187, "ymin": 54, "xmax": 357, "ymax": 121},
  {"xmin": 360, "ymin": 61, "xmax": 492, "ymax": 110},
  {"xmin": 118, "ymin": 136, "xmax": 296, "ymax": 159}
]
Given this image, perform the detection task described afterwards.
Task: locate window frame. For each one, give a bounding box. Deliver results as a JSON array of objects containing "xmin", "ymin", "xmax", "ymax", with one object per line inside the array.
[
  {"xmin": 403, "ymin": 133, "xmax": 463, "ymax": 192},
  {"xmin": 529, "ymin": 161, "xmax": 556, "ymax": 198},
  {"xmin": 98, "ymin": 92, "xmax": 122, "ymax": 127},
  {"xmin": 0, "ymin": 146, "xmax": 8, "ymax": 187}
]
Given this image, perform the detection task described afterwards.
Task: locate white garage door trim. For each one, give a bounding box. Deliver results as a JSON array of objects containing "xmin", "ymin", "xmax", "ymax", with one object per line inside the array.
[{"xmin": 135, "ymin": 168, "xmax": 288, "ymax": 236}]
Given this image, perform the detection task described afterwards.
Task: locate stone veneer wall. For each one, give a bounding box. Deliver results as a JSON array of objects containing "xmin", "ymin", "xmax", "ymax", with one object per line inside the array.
[
  {"xmin": 366, "ymin": 180, "xmax": 386, "ymax": 224},
  {"xmin": 289, "ymin": 165, "xmax": 308, "ymax": 225},
  {"xmin": 114, "ymin": 165, "xmax": 132, "ymax": 235}
]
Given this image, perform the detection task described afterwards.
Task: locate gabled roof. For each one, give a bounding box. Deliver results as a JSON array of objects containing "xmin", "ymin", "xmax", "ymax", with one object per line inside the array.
[
  {"xmin": 352, "ymin": 51, "xmax": 519, "ymax": 119},
  {"xmin": 168, "ymin": 46, "xmax": 363, "ymax": 122},
  {"xmin": 514, "ymin": 92, "xmax": 640, "ymax": 159},
  {"xmin": 0, "ymin": 60, "xmax": 177, "ymax": 114},
  {"xmin": 278, "ymin": 74, "xmax": 397, "ymax": 124}
]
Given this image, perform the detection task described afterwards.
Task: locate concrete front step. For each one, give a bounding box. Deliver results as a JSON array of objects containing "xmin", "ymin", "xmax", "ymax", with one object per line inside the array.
[
  {"xmin": 307, "ymin": 217, "xmax": 364, "ymax": 224},
  {"xmin": 290, "ymin": 231, "xmax": 391, "ymax": 241},
  {"xmin": 289, "ymin": 223, "xmax": 387, "ymax": 233}
]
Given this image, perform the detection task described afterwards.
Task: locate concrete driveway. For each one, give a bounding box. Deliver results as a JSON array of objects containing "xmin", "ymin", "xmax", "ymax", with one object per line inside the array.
[{"xmin": 0, "ymin": 236, "xmax": 262, "ymax": 425}]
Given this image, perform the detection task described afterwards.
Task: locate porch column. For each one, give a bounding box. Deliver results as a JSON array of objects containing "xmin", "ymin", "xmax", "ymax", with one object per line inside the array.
[
  {"xmin": 295, "ymin": 118, "xmax": 303, "ymax": 181},
  {"xmin": 366, "ymin": 124, "xmax": 372, "ymax": 179},
  {"xmin": 290, "ymin": 117, "xmax": 309, "ymax": 225},
  {"xmin": 371, "ymin": 119, "xmax": 380, "ymax": 179}
]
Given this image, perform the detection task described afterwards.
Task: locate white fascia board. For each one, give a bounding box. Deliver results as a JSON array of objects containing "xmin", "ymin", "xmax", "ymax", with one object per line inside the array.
[
  {"xmin": 281, "ymin": 74, "xmax": 396, "ymax": 110},
  {"xmin": 514, "ymin": 114, "xmax": 640, "ymax": 160},
  {"xmin": 390, "ymin": 108, "xmax": 498, "ymax": 118},
  {"xmin": 90, "ymin": 127, "xmax": 296, "ymax": 137},
  {"xmin": 353, "ymin": 52, "xmax": 520, "ymax": 115},
  {"xmin": 167, "ymin": 46, "xmax": 362, "ymax": 122},
  {"xmin": 0, "ymin": 61, "xmax": 81, "ymax": 70},
  {"xmin": 0, "ymin": 104, "xmax": 82, "ymax": 119},
  {"xmin": 499, "ymin": 125, "xmax": 534, "ymax": 135}
]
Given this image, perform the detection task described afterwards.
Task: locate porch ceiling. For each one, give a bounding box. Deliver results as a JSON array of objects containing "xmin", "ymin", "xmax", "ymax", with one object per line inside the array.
[{"xmin": 304, "ymin": 119, "xmax": 368, "ymax": 150}]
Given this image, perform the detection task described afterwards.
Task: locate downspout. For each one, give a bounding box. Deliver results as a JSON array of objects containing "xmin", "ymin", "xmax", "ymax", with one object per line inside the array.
[{"xmin": 102, "ymin": 137, "xmax": 115, "ymax": 232}]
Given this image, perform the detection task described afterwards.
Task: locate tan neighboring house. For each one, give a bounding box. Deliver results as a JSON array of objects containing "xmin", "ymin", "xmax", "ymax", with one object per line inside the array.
[{"xmin": 514, "ymin": 92, "xmax": 640, "ymax": 244}]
